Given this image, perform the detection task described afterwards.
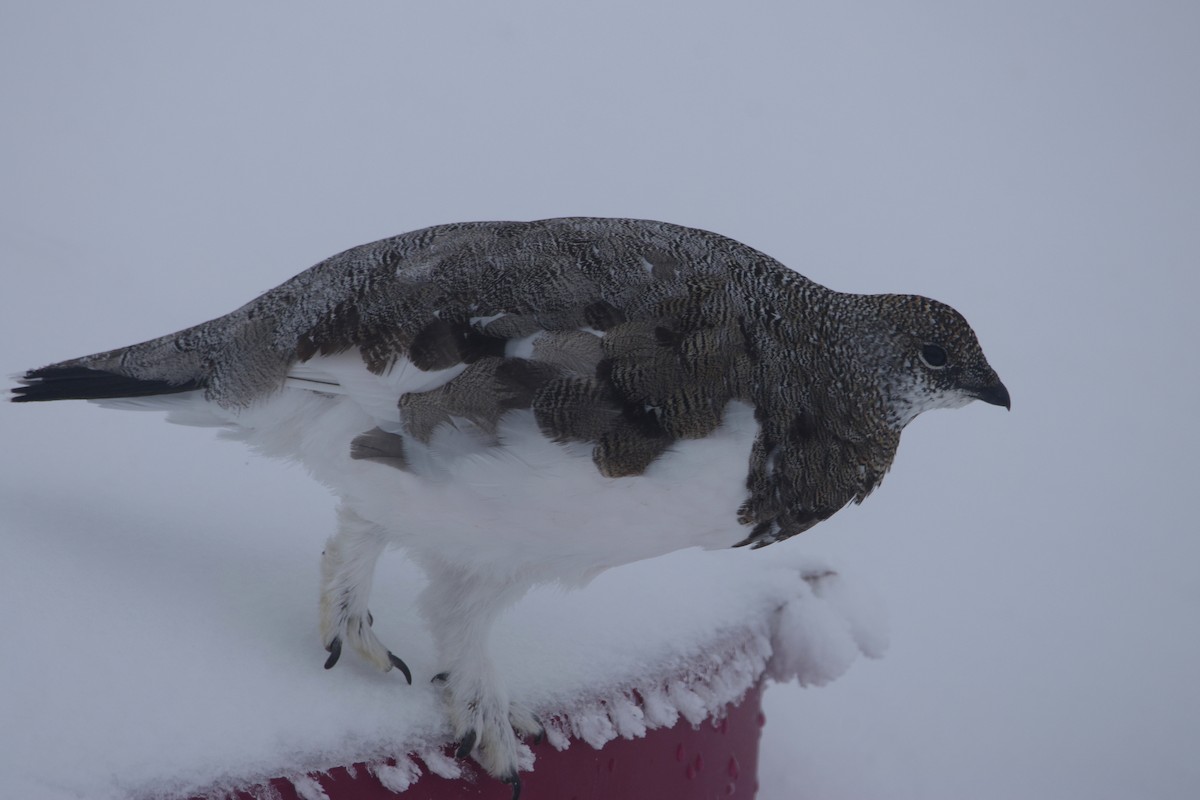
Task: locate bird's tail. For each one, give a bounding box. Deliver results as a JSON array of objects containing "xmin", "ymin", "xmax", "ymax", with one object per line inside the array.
[
  {"xmin": 11, "ymin": 364, "xmax": 202, "ymax": 403},
  {"xmin": 12, "ymin": 297, "xmax": 295, "ymax": 408},
  {"xmin": 12, "ymin": 331, "xmax": 210, "ymax": 403}
]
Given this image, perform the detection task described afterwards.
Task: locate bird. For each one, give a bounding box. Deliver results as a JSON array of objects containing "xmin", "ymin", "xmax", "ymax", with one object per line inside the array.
[{"xmin": 12, "ymin": 217, "xmax": 1009, "ymax": 797}]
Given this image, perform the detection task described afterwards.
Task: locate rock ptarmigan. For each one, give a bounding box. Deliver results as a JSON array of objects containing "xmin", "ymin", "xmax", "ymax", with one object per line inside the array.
[{"xmin": 13, "ymin": 217, "xmax": 1010, "ymax": 796}]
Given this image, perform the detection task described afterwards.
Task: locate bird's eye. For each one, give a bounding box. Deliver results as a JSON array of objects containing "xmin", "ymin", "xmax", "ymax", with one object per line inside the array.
[{"xmin": 920, "ymin": 343, "xmax": 948, "ymax": 369}]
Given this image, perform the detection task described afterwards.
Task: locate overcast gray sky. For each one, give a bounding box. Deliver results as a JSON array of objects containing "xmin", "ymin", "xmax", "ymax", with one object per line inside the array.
[{"xmin": 2, "ymin": 2, "xmax": 1198, "ymax": 798}]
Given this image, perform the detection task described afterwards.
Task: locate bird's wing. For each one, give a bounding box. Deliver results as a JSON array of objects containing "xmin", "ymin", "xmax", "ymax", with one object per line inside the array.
[{"xmin": 264, "ymin": 219, "xmax": 765, "ymax": 478}]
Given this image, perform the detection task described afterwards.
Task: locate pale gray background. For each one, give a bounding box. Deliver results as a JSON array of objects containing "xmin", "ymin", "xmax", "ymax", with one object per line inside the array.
[{"xmin": 2, "ymin": 2, "xmax": 1197, "ymax": 798}]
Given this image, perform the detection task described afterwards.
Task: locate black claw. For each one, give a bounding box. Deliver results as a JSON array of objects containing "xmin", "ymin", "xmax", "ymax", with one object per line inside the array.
[
  {"xmin": 431, "ymin": 671, "xmax": 450, "ymax": 685},
  {"xmin": 367, "ymin": 611, "xmax": 374, "ymax": 627},
  {"xmin": 455, "ymin": 729, "xmax": 477, "ymax": 759},
  {"xmin": 388, "ymin": 652, "xmax": 413, "ymax": 685},
  {"xmin": 323, "ymin": 637, "xmax": 342, "ymax": 669},
  {"xmin": 505, "ymin": 773, "xmax": 522, "ymax": 800}
]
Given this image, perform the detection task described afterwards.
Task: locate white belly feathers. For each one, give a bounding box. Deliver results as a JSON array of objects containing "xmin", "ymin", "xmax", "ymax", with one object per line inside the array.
[{"xmin": 221, "ymin": 350, "xmax": 758, "ymax": 584}]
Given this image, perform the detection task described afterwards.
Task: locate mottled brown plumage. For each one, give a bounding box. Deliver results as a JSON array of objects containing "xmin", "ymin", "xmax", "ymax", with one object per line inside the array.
[{"xmin": 12, "ymin": 217, "xmax": 1009, "ymax": 790}]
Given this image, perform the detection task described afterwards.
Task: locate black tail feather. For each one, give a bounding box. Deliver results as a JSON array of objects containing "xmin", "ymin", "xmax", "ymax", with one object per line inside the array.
[{"xmin": 11, "ymin": 366, "xmax": 202, "ymax": 403}]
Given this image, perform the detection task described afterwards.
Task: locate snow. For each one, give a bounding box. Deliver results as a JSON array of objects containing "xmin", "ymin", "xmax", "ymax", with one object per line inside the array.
[
  {"xmin": 0, "ymin": 433, "xmax": 880, "ymax": 799},
  {"xmin": 3, "ymin": 1, "xmax": 1200, "ymax": 798}
]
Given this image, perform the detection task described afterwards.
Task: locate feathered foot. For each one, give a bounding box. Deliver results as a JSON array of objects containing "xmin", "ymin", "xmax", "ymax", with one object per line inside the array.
[
  {"xmin": 321, "ymin": 610, "xmax": 412, "ymax": 683},
  {"xmin": 420, "ymin": 567, "xmax": 542, "ymax": 796},
  {"xmin": 442, "ymin": 670, "xmax": 544, "ymax": 800},
  {"xmin": 319, "ymin": 506, "xmax": 412, "ymax": 682}
]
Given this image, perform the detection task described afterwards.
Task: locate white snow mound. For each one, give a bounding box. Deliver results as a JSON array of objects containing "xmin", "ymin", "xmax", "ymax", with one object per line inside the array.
[{"xmin": 1, "ymin": 490, "xmax": 885, "ymax": 799}]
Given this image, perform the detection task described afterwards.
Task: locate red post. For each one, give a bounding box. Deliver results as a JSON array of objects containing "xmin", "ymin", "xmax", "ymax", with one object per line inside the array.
[{"xmin": 219, "ymin": 682, "xmax": 766, "ymax": 800}]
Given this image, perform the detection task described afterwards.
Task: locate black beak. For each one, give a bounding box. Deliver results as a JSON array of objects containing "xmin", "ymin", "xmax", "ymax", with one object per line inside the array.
[{"xmin": 973, "ymin": 380, "xmax": 1011, "ymax": 410}]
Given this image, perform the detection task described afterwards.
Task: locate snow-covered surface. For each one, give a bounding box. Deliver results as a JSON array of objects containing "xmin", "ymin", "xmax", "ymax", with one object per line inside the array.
[
  {"xmin": 1, "ymin": 453, "xmax": 883, "ymax": 800},
  {"xmin": 3, "ymin": 2, "xmax": 1199, "ymax": 799}
]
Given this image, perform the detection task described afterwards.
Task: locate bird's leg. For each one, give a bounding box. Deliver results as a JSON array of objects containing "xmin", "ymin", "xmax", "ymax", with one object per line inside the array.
[
  {"xmin": 418, "ymin": 566, "xmax": 544, "ymax": 792},
  {"xmin": 319, "ymin": 505, "xmax": 411, "ymax": 683}
]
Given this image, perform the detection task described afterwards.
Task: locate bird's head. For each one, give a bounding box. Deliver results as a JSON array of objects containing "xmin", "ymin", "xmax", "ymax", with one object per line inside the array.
[{"xmin": 865, "ymin": 294, "xmax": 1010, "ymax": 429}]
